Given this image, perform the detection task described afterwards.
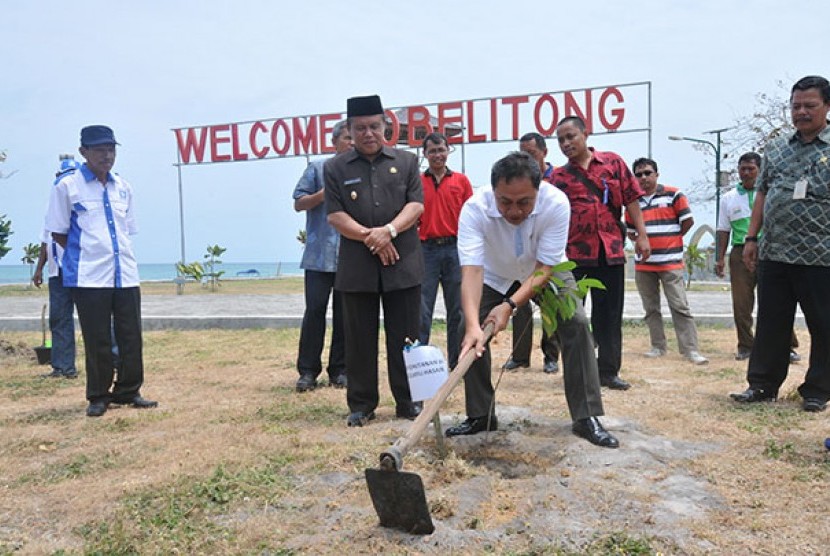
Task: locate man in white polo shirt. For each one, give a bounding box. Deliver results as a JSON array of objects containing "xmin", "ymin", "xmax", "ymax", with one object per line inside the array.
[
  {"xmin": 45, "ymin": 125, "xmax": 157, "ymax": 417},
  {"xmin": 446, "ymin": 151, "xmax": 617, "ymax": 448}
]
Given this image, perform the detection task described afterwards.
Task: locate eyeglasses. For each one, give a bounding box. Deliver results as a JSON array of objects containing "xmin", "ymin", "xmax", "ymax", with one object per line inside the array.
[
  {"xmin": 634, "ymin": 170, "xmax": 653, "ymax": 178},
  {"xmin": 425, "ymin": 147, "xmax": 448, "ymax": 156}
]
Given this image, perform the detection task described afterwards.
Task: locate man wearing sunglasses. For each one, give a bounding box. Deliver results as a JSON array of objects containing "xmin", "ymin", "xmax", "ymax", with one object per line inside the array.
[{"xmin": 627, "ymin": 158, "xmax": 708, "ymax": 365}]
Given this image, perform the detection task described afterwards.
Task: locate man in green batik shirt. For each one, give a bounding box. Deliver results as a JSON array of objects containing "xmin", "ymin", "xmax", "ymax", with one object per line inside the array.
[{"xmin": 731, "ymin": 75, "xmax": 830, "ymax": 413}]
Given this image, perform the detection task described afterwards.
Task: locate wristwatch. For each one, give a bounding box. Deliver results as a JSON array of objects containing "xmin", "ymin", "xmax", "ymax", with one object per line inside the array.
[
  {"xmin": 744, "ymin": 236, "xmax": 758, "ymax": 242},
  {"xmin": 503, "ymin": 297, "xmax": 518, "ymax": 316},
  {"xmin": 386, "ymin": 223, "xmax": 398, "ymax": 239}
]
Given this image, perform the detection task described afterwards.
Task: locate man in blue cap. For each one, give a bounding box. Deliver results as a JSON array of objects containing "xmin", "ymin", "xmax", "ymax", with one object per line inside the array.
[{"xmin": 45, "ymin": 125, "xmax": 157, "ymax": 417}]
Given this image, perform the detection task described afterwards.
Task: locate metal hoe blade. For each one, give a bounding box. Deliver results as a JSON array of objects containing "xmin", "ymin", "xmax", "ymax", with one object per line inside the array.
[
  {"xmin": 364, "ymin": 468, "xmax": 434, "ymax": 534},
  {"xmin": 363, "ymin": 323, "xmax": 495, "ymax": 535}
]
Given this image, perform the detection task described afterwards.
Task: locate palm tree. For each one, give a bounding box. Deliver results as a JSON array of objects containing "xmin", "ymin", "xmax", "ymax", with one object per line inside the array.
[{"xmin": 21, "ymin": 242, "xmax": 41, "ymax": 287}]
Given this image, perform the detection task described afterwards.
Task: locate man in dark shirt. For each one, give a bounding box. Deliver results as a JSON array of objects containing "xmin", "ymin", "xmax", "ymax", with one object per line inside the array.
[
  {"xmin": 325, "ymin": 95, "xmax": 425, "ymax": 426},
  {"xmin": 552, "ymin": 117, "xmax": 651, "ymax": 391}
]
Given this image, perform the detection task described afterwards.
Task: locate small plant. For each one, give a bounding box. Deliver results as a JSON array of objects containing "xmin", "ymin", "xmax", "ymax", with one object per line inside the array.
[
  {"xmin": 536, "ymin": 261, "xmax": 605, "ymax": 336},
  {"xmin": 174, "ymin": 261, "xmax": 205, "ymax": 294},
  {"xmin": 764, "ymin": 438, "xmax": 795, "ymax": 460},
  {"xmin": 21, "ymin": 242, "xmax": 41, "ymax": 287},
  {"xmin": 684, "ymin": 243, "xmax": 707, "ymax": 288},
  {"xmin": 176, "ymin": 261, "xmax": 204, "ymax": 282},
  {"xmin": 296, "ymin": 229, "xmax": 307, "ymax": 246},
  {"xmin": 203, "ymin": 244, "xmax": 226, "ymax": 292}
]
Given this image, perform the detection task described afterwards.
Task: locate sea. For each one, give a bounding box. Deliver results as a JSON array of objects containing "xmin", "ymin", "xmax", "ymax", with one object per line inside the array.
[{"xmin": 0, "ymin": 262, "xmax": 302, "ymax": 285}]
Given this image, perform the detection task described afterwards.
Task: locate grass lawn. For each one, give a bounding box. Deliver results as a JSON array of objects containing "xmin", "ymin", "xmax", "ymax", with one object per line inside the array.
[{"xmin": 0, "ymin": 324, "xmax": 827, "ymax": 554}]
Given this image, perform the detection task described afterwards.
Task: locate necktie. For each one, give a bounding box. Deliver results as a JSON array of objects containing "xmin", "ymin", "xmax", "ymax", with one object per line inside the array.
[{"xmin": 514, "ymin": 223, "xmax": 524, "ymax": 257}]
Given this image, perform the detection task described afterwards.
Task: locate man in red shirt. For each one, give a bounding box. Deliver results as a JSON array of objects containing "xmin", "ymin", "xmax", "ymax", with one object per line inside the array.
[
  {"xmin": 552, "ymin": 117, "xmax": 651, "ymax": 390},
  {"xmin": 419, "ymin": 132, "xmax": 473, "ymax": 369},
  {"xmin": 502, "ymin": 132, "xmax": 561, "ymax": 374}
]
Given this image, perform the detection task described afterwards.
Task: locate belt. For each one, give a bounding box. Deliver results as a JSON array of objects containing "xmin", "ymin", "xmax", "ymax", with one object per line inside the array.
[{"xmin": 421, "ymin": 236, "xmax": 457, "ymax": 246}]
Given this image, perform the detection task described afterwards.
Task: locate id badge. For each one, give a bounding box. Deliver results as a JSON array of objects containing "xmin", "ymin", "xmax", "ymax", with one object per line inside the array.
[{"xmin": 793, "ymin": 178, "xmax": 808, "ymax": 200}]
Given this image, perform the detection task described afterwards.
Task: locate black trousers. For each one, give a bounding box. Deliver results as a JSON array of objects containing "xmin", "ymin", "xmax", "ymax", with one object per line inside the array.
[
  {"xmin": 460, "ymin": 273, "xmax": 604, "ymax": 421},
  {"xmin": 296, "ymin": 270, "xmax": 345, "ymax": 379},
  {"xmin": 511, "ymin": 303, "xmax": 560, "ymax": 364},
  {"xmin": 573, "ymin": 258, "xmax": 625, "ymax": 379},
  {"xmin": 341, "ymin": 286, "xmax": 421, "ymax": 413},
  {"xmin": 748, "ymin": 261, "xmax": 830, "ymax": 401},
  {"xmin": 72, "ymin": 287, "xmax": 144, "ymax": 403}
]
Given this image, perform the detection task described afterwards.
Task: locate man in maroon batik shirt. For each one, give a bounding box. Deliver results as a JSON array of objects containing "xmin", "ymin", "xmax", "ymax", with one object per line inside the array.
[{"xmin": 552, "ymin": 116, "xmax": 651, "ymax": 391}]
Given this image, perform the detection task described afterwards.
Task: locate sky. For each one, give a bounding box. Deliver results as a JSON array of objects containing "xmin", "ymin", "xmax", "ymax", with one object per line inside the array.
[{"xmin": 1, "ymin": 0, "xmax": 827, "ymax": 265}]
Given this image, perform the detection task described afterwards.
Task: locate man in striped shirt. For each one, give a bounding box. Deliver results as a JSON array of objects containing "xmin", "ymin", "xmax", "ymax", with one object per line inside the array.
[{"xmin": 626, "ymin": 158, "xmax": 708, "ymax": 365}]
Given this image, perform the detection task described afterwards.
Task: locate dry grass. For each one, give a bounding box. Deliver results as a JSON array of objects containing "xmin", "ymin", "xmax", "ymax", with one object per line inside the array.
[{"xmin": 0, "ymin": 323, "xmax": 827, "ymax": 554}]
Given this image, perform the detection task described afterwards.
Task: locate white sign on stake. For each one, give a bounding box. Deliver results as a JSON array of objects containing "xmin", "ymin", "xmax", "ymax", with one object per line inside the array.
[{"xmin": 403, "ymin": 344, "xmax": 449, "ymax": 402}]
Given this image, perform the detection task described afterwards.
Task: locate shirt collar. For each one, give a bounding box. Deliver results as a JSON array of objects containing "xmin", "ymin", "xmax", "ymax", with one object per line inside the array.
[
  {"xmin": 80, "ymin": 163, "xmax": 114, "ymax": 184},
  {"xmin": 789, "ymin": 122, "xmax": 830, "ymax": 145},
  {"xmin": 736, "ymin": 182, "xmax": 755, "ymax": 195},
  {"xmin": 587, "ymin": 147, "xmax": 611, "ymax": 165},
  {"xmin": 424, "ymin": 167, "xmax": 453, "ymax": 178}
]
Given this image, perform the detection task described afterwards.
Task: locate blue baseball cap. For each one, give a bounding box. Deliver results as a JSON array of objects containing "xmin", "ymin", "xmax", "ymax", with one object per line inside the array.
[{"xmin": 80, "ymin": 125, "xmax": 120, "ymax": 147}]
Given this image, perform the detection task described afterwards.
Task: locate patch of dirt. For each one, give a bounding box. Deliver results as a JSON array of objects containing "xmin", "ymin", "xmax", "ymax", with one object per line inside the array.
[
  {"xmin": 276, "ymin": 407, "xmax": 722, "ymax": 553},
  {"xmin": 0, "ymin": 338, "xmax": 35, "ymax": 361}
]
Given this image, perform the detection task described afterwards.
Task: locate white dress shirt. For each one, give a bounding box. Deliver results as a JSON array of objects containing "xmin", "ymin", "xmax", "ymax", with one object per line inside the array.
[{"xmin": 457, "ymin": 183, "xmax": 570, "ymax": 294}]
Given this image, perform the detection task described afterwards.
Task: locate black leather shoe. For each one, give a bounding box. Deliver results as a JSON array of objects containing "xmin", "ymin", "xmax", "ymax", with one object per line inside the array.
[
  {"xmin": 600, "ymin": 376, "xmax": 631, "ymax": 390},
  {"xmin": 346, "ymin": 410, "xmax": 376, "ymax": 427},
  {"xmin": 789, "ymin": 350, "xmax": 802, "ymax": 364},
  {"xmin": 730, "ymin": 387, "xmax": 777, "ymax": 403},
  {"xmin": 543, "ymin": 359, "xmax": 559, "ymax": 374},
  {"xmin": 445, "ymin": 415, "xmax": 498, "ymax": 437},
  {"xmin": 86, "ymin": 401, "xmax": 108, "ymax": 417},
  {"xmin": 803, "ymin": 398, "xmax": 827, "ymax": 412},
  {"xmin": 735, "ymin": 349, "xmax": 751, "ymax": 361},
  {"xmin": 41, "ymin": 369, "xmax": 65, "ymax": 379},
  {"xmin": 572, "ymin": 417, "xmax": 619, "ymax": 448},
  {"xmin": 502, "ymin": 358, "xmax": 529, "ymax": 371},
  {"xmin": 395, "ymin": 401, "xmax": 423, "ymax": 420},
  {"xmin": 127, "ymin": 395, "xmax": 158, "ymax": 408},
  {"xmin": 63, "ymin": 371, "xmax": 79, "ymax": 379},
  {"xmin": 329, "ymin": 374, "xmax": 347, "ymax": 388},
  {"xmin": 296, "ymin": 373, "xmax": 317, "ymax": 392}
]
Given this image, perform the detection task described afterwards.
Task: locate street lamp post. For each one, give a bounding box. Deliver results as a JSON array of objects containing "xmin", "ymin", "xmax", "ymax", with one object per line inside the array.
[{"xmin": 669, "ymin": 127, "xmax": 731, "ymax": 259}]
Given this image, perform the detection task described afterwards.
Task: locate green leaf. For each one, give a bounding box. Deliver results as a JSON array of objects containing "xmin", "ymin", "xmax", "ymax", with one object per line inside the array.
[{"xmin": 579, "ymin": 278, "xmax": 606, "ymax": 291}]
